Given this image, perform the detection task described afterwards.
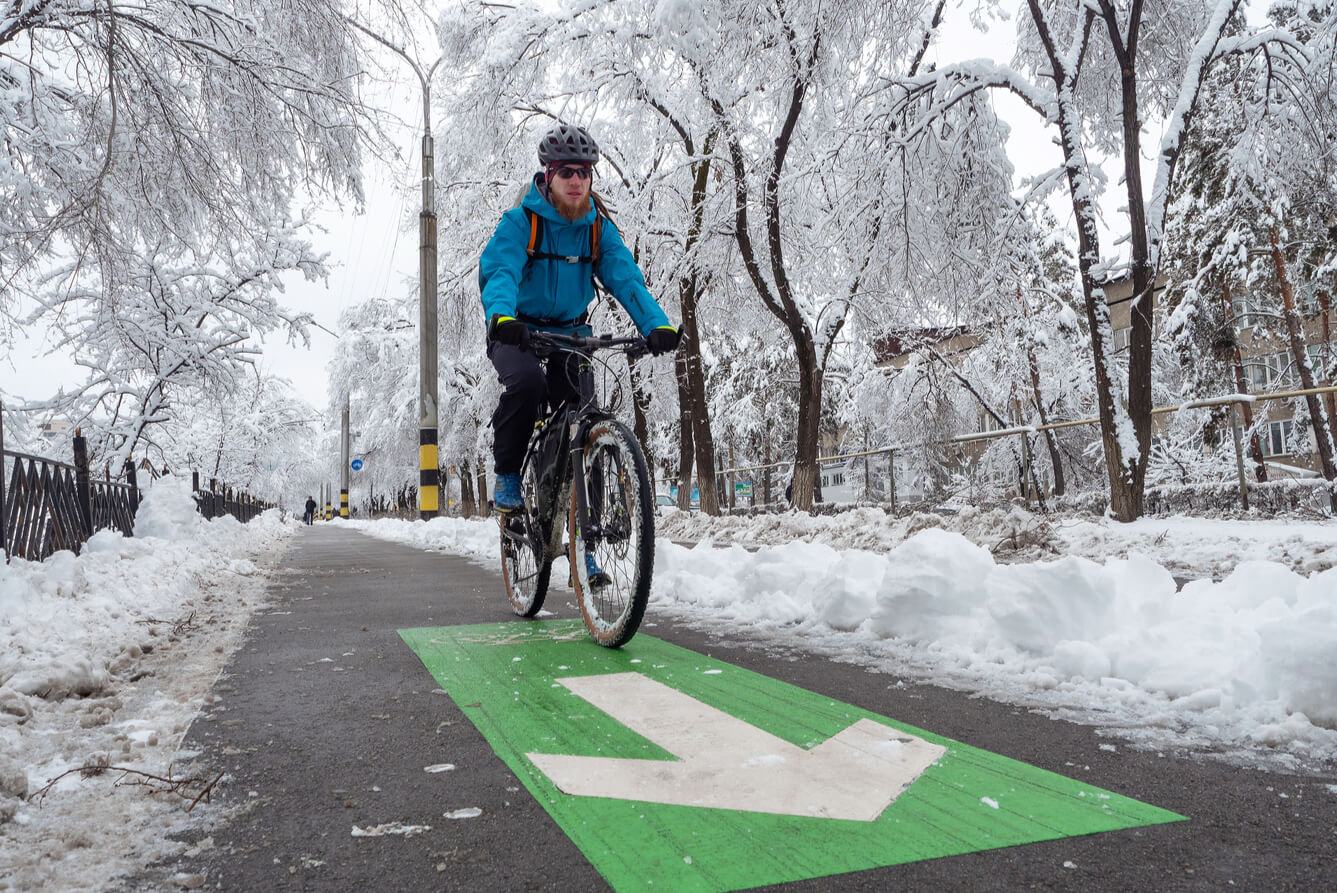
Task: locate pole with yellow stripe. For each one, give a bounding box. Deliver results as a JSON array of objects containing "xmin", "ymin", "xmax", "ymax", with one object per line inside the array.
[
  {"xmin": 417, "ymin": 95, "xmax": 440, "ymax": 520},
  {"xmin": 340, "ymin": 397, "xmax": 351, "ymax": 519},
  {"xmin": 419, "ymin": 428, "xmax": 439, "ymax": 517}
]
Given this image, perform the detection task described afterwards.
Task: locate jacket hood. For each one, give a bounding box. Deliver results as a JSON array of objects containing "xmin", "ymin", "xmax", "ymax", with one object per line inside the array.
[{"xmin": 521, "ymin": 173, "xmax": 595, "ymax": 225}]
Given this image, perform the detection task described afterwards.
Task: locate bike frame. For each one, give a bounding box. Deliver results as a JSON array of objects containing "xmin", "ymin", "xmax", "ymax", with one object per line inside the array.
[{"xmin": 524, "ymin": 333, "xmax": 642, "ymax": 564}]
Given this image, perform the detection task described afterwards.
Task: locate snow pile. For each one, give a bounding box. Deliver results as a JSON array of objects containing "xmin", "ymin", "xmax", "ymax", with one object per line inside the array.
[
  {"xmin": 0, "ymin": 502, "xmax": 292, "ymax": 889},
  {"xmin": 131, "ymin": 474, "xmax": 206, "ymax": 541},
  {"xmin": 655, "ymin": 504, "xmax": 1067, "ymax": 559},
  {"xmin": 657, "ymin": 503, "xmax": 1337, "ymax": 576},
  {"xmin": 654, "ymin": 530, "xmax": 1337, "ymax": 763},
  {"xmin": 356, "ymin": 510, "xmax": 1337, "ymax": 767},
  {"xmin": 342, "ymin": 516, "xmax": 497, "ymax": 563}
]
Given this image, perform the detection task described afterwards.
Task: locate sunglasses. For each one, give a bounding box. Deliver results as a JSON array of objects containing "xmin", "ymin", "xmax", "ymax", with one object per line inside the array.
[{"xmin": 552, "ymin": 165, "xmax": 592, "ymax": 181}]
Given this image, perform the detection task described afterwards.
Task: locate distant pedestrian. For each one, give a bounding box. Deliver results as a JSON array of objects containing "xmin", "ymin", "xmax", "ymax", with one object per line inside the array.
[
  {"xmin": 303, "ymin": 496, "xmax": 316, "ymax": 526},
  {"xmin": 784, "ymin": 478, "xmax": 793, "ymax": 504}
]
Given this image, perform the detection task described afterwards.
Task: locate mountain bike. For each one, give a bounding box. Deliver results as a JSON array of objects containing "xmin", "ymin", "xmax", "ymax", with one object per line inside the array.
[{"xmin": 498, "ymin": 330, "xmax": 655, "ymax": 647}]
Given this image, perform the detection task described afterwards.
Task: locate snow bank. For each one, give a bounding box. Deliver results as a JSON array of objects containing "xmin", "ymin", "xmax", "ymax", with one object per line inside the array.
[
  {"xmin": 132, "ymin": 474, "xmax": 204, "ymax": 540},
  {"xmin": 656, "ymin": 532, "xmax": 1337, "ymax": 736},
  {"xmin": 0, "ymin": 504, "xmax": 291, "ymax": 888},
  {"xmin": 355, "ymin": 510, "xmax": 1337, "ymax": 766},
  {"xmin": 657, "ymin": 503, "xmax": 1337, "ymax": 576},
  {"xmin": 342, "ymin": 516, "xmax": 497, "ymax": 564}
]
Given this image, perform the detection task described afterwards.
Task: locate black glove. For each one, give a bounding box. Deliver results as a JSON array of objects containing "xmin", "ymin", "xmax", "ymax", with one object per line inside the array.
[
  {"xmin": 489, "ymin": 314, "xmax": 530, "ymax": 349},
  {"xmin": 646, "ymin": 325, "xmax": 680, "ymax": 356}
]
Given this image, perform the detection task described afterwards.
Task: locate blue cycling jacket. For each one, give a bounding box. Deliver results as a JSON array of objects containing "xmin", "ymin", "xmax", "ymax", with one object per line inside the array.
[{"xmin": 478, "ymin": 175, "xmax": 671, "ymax": 335}]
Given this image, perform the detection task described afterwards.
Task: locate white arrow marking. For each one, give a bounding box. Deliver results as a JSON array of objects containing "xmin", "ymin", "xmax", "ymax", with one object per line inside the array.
[{"xmin": 526, "ymin": 673, "xmax": 946, "ymax": 821}]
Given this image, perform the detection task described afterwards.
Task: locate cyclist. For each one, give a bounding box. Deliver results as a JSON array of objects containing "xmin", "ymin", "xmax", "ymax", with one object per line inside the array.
[{"xmin": 479, "ymin": 123, "xmax": 679, "ymax": 574}]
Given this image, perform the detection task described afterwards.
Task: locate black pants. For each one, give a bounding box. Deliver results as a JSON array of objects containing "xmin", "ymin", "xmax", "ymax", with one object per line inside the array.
[{"xmin": 489, "ymin": 342, "xmax": 582, "ymax": 474}]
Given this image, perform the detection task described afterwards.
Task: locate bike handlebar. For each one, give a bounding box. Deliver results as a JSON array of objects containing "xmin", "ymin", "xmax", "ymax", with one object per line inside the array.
[{"xmin": 530, "ymin": 330, "xmax": 648, "ymax": 358}]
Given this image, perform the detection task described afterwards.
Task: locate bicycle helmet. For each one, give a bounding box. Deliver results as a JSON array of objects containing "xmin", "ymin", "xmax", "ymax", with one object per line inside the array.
[{"xmin": 538, "ymin": 124, "xmax": 599, "ymax": 165}]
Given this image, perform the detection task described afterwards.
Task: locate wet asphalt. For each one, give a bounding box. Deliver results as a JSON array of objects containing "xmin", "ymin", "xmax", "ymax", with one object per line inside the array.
[{"xmin": 130, "ymin": 525, "xmax": 1336, "ymax": 892}]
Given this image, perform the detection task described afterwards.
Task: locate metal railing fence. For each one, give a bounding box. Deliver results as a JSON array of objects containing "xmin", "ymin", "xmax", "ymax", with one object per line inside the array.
[
  {"xmin": 2, "ymin": 401, "xmax": 275, "ymax": 562},
  {"xmin": 707, "ymin": 384, "xmax": 1337, "ymax": 512}
]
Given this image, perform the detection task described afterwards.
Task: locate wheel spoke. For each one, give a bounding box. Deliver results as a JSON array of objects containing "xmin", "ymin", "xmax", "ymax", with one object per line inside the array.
[
  {"xmin": 500, "ymin": 463, "xmax": 550, "ymax": 617},
  {"xmin": 570, "ymin": 420, "xmax": 653, "ymax": 647}
]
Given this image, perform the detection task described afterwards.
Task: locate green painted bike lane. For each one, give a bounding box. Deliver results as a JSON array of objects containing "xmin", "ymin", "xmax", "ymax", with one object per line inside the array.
[{"xmin": 400, "ymin": 620, "xmax": 1184, "ymax": 892}]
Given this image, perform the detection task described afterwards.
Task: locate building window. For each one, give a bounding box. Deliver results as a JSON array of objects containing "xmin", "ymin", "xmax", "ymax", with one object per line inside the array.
[
  {"xmin": 1231, "ymin": 295, "xmax": 1266, "ymax": 329},
  {"xmin": 1243, "ymin": 357, "xmax": 1275, "ymax": 389},
  {"xmin": 1298, "ymin": 283, "xmax": 1322, "ymax": 316},
  {"xmin": 1309, "ymin": 343, "xmax": 1332, "ymax": 380},
  {"xmin": 1112, "ymin": 326, "xmax": 1131, "ymax": 352},
  {"xmin": 1271, "ymin": 353, "xmax": 1296, "ymax": 386},
  {"xmin": 1260, "ymin": 420, "xmax": 1295, "ymax": 458}
]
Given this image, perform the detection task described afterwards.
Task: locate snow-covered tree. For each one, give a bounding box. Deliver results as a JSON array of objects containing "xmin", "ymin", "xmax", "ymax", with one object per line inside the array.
[
  {"xmin": 325, "ymin": 296, "xmax": 420, "ymax": 508},
  {"xmin": 168, "ymin": 372, "xmax": 321, "ymax": 502},
  {"xmin": 25, "ymin": 229, "xmax": 323, "ymax": 465},
  {"xmin": 1164, "ymin": 1, "xmax": 1337, "ymax": 506},
  {"xmin": 3, "ymin": 0, "xmax": 400, "ymax": 460},
  {"xmin": 894, "ymin": 0, "xmax": 1287, "ymax": 520}
]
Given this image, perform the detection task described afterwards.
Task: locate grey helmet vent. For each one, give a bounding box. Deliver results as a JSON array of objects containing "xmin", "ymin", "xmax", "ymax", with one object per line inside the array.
[{"xmin": 538, "ymin": 124, "xmax": 599, "ymax": 165}]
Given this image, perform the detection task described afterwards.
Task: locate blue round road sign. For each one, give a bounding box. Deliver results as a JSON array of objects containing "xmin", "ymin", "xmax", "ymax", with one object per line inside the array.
[{"xmin": 350, "ymin": 459, "xmax": 364, "ymax": 471}]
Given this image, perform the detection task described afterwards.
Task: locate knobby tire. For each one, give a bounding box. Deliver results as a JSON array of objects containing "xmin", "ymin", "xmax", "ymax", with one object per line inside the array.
[
  {"xmin": 568, "ymin": 419, "xmax": 654, "ymax": 647},
  {"xmin": 499, "ymin": 461, "xmax": 550, "ymax": 617}
]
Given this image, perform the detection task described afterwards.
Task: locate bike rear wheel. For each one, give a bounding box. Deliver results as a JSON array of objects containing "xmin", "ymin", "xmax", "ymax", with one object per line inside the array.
[
  {"xmin": 568, "ymin": 419, "xmax": 654, "ymax": 647},
  {"xmin": 500, "ymin": 465, "xmax": 550, "ymax": 617}
]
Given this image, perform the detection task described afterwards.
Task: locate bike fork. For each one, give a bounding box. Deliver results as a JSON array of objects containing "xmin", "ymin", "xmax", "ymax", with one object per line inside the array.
[{"xmin": 569, "ymin": 436, "xmax": 592, "ymax": 552}]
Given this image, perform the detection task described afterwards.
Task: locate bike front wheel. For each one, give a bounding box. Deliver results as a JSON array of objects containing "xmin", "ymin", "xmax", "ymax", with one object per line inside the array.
[{"xmin": 568, "ymin": 419, "xmax": 654, "ymax": 647}]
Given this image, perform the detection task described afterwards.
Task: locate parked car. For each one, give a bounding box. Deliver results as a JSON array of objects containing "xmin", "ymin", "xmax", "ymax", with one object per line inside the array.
[{"xmin": 655, "ymin": 493, "xmax": 678, "ymax": 516}]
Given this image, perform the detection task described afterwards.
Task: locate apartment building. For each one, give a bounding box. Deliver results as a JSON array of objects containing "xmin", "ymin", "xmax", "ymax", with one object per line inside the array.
[{"xmin": 1100, "ymin": 274, "xmax": 1334, "ymax": 478}]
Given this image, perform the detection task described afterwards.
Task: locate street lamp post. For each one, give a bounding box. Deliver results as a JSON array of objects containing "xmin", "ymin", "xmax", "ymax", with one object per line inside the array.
[
  {"xmin": 416, "ymin": 62, "xmax": 442, "ymax": 520},
  {"xmin": 347, "ymin": 22, "xmax": 443, "ymax": 520},
  {"xmin": 340, "ymin": 395, "xmax": 351, "ymax": 519}
]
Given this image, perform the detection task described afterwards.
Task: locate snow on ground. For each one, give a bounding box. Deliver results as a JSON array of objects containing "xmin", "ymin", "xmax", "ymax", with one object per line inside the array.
[
  {"xmin": 0, "ymin": 475, "xmax": 293, "ymax": 892},
  {"xmin": 354, "ymin": 505, "xmax": 1337, "ymax": 772},
  {"xmin": 1, "ymin": 497, "xmax": 1334, "ymax": 891}
]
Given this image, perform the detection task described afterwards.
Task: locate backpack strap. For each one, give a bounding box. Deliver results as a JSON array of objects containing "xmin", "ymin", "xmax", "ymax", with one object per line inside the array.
[
  {"xmin": 526, "ymin": 209, "xmax": 543, "ymax": 259},
  {"xmin": 523, "ymin": 209, "xmax": 604, "ymax": 288}
]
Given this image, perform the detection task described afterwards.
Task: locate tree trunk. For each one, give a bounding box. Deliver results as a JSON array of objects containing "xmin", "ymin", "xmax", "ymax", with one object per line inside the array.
[
  {"xmin": 763, "ymin": 418, "xmax": 773, "ymax": 504},
  {"xmin": 673, "ymin": 135, "xmax": 719, "ymax": 515},
  {"xmin": 1321, "ymin": 289, "xmax": 1336, "ymax": 426},
  {"xmin": 628, "ymin": 356, "xmax": 653, "ymax": 491},
  {"xmin": 1019, "ymin": 283, "xmax": 1066, "ymax": 496},
  {"xmin": 677, "ymin": 272, "xmax": 719, "ymax": 515},
  {"xmin": 459, "ymin": 463, "xmax": 476, "ymax": 518},
  {"xmin": 1028, "ymin": 2, "xmax": 1139, "ymax": 520},
  {"xmin": 1108, "ymin": 3, "xmax": 1154, "ymax": 521},
  {"xmin": 674, "ymin": 349, "xmax": 695, "ymax": 510},
  {"xmin": 1028, "ymin": 356, "xmax": 1065, "ymax": 496},
  {"xmin": 1221, "ymin": 281, "xmax": 1268, "ymax": 481},
  {"xmin": 727, "ymin": 439, "xmax": 736, "ymax": 510},
  {"xmin": 477, "ymin": 457, "xmax": 489, "ymax": 517},
  {"xmin": 790, "ymin": 333, "xmax": 822, "ymax": 511},
  {"xmin": 710, "ymin": 26, "xmax": 827, "ymax": 513},
  {"xmin": 1270, "ymin": 226, "xmax": 1337, "ymax": 511}
]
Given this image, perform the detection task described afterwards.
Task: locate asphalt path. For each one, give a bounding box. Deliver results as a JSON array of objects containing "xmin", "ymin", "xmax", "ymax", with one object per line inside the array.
[{"xmin": 141, "ymin": 525, "xmax": 1335, "ymax": 892}]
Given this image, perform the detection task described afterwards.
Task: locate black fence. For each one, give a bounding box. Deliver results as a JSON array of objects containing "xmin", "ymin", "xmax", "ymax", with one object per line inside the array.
[
  {"xmin": 190, "ymin": 471, "xmax": 270, "ymax": 523},
  {"xmin": 1, "ymin": 423, "xmax": 273, "ymax": 563}
]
